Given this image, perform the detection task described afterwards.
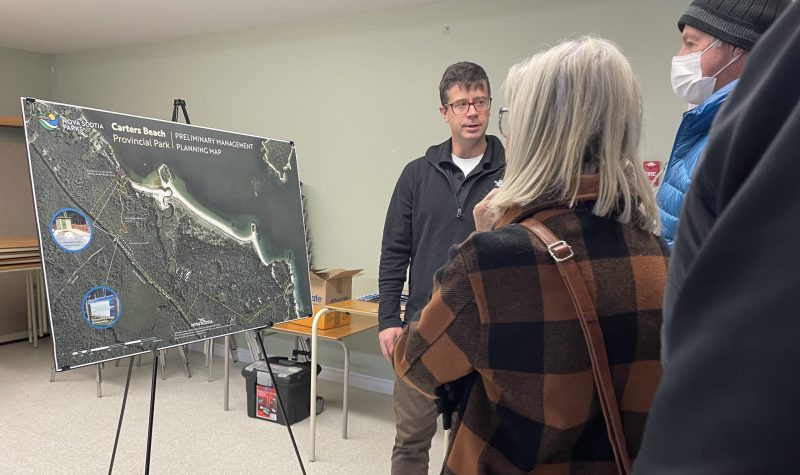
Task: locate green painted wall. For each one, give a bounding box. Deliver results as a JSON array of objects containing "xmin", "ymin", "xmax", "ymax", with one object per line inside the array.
[{"xmin": 0, "ymin": 46, "xmax": 51, "ymax": 142}]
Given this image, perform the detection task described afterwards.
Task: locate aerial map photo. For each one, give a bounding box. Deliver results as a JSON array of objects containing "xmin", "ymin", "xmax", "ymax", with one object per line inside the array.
[{"xmin": 22, "ymin": 99, "xmax": 312, "ymax": 370}]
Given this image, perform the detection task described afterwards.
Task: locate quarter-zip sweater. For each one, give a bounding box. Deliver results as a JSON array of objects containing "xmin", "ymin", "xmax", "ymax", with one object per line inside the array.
[{"xmin": 379, "ymin": 135, "xmax": 505, "ymax": 331}]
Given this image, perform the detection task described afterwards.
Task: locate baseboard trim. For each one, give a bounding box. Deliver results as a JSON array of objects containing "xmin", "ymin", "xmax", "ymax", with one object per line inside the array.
[
  {"xmin": 187, "ymin": 340, "xmax": 394, "ymax": 396},
  {"xmin": 316, "ymin": 365, "xmax": 394, "ymax": 395},
  {"xmin": 0, "ymin": 331, "xmax": 30, "ymax": 344}
]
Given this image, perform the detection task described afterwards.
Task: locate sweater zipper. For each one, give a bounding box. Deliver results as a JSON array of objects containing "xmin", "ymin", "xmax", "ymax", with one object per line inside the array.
[
  {"xmin": 432, "ymin": 164, "xmax": 465, "ymax": 219},
  {"xmin": 433, "ymin": 160, "xmax": 501, "ymax": 219},
  {"xmin": 457, "ymin": 166, "xmax": 497, "ymax": 219}
]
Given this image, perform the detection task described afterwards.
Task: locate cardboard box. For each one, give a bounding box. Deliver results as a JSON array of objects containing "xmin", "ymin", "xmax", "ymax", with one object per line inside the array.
[
  {"xmin": 294, "ymin": 307, "xmax": 353, "ymax": 330},
  {"xmin": 309, "ymin": 268, "xmax": 363, "ymax": 306},
  {"xmin": 301, "ymin": 268, "xmax": 362, "ymax": 329}
]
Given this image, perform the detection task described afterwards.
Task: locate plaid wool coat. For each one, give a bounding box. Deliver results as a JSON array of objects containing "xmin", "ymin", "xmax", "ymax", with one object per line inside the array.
[{"xmin": 394, "ymin": 176, "xmax": 669, "ymax": 474}]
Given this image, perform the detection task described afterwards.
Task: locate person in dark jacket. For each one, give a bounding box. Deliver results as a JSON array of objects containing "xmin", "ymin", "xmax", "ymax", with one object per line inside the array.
[
  {"xmin": 657, "ymin": 0, "xmax": 789, "ymax": 246},
  {"xmin": 379, "ymin": 62, "xmax": 504, "ymax": 474},
  {"xmin": 636, "ymin": 3, "xmax": 800, "ymax": 473},
  {"xmin": 395, "ymin": 36, "xmax": 667, "ymax": 474}
]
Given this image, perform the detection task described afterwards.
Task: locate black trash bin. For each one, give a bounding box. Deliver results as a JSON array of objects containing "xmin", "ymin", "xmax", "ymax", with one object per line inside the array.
[{"xmin": 242, "ymin": 357, "xmax": 322, "ymax": 426}]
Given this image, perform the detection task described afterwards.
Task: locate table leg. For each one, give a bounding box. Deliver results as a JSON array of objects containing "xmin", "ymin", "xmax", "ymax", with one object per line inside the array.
[
  {"xmin": 309, "ymin": 307, "xmax": 330, "ymax": 462},
  {"xmin": 336, "ymin": 339, "xmax": 350, "ymax": 439}
]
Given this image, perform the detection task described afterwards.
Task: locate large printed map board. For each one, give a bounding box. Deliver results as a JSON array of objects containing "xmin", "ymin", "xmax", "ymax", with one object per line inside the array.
[{"xmin": 21, "ymin": 99, "xmax": 312, "ymax": 370}]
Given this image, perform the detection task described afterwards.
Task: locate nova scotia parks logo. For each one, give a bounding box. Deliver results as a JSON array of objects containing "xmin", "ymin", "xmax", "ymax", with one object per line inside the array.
[
  {"xmin": 191, "ymin": 317, "xmax": 214, "ymax": 328},
  {"xmin": 39, "ymin": 112, "xmax": 60, "ymax": 131}
]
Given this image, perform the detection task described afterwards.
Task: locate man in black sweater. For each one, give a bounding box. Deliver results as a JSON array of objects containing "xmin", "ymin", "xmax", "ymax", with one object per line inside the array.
[
  {"xmin": 635, "ymin": 3, "xmax": 800, "ymax": 473},
  {"xmin": 379, "ymin": 62, "xmax": 504, "ymax": 474}
]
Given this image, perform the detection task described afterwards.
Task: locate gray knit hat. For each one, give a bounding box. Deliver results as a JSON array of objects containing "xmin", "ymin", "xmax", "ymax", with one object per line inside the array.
[{"xmin": 678, "ymin": 0, "xmax": 791, "ymax": 50}]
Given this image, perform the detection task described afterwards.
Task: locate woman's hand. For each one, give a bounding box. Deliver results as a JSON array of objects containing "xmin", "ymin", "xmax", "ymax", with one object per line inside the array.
[{"xmin": 473, "ymin": 188, "xmax": 499, "ymax": 232}]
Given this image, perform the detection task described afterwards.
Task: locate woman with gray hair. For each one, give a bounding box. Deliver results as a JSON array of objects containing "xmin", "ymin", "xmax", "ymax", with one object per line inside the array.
[{"xmin": 393, "ymin": 36, "xmax": 668, "ymax": 474}]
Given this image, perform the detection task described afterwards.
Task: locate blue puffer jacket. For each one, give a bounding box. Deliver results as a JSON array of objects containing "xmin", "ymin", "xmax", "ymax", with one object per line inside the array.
[{"xmin": 657, "ymin": 80, "xmax": 738, "ymax": 247}]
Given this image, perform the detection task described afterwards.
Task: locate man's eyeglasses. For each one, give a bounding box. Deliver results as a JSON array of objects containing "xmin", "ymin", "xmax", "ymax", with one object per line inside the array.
[
  {"xmin": 498, "ymin": 107, "xmax": 509, "ymax": 137},
  {"xmin": 447, "ymin": 97, "xmax": 492, "ymax": 115}
]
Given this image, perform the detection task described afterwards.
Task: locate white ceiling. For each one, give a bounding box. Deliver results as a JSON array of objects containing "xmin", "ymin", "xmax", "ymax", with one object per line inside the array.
[{"xmin": 0, "ymin": 0, "xmax": 450, "ymax": 55}]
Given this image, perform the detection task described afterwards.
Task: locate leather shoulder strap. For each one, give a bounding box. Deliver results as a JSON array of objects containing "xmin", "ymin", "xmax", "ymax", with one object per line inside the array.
[{"xmin": 518, "ymin": 218, "xmax": 632, "ymax": 475}]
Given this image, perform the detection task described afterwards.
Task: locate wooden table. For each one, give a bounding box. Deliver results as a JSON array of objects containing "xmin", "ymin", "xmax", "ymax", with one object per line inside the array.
[{"xmin": 267, "ymin": 299, "xmax": 379, "ymax": 462}]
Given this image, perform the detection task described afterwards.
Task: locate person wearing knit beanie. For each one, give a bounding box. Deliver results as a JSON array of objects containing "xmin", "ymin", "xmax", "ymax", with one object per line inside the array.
[
  {"xmin": 656, "ymin": 0, "xmax": 790, "ymax": 247},
  {"xmin": 679, "ymin": 0, "xmax": 790, "ymax": 51}
]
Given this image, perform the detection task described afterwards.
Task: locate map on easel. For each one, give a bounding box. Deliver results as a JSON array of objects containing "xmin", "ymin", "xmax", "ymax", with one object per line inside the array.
[{"xmin": 21, "ymin": 99, "xmax": 312, "ymax": 370}]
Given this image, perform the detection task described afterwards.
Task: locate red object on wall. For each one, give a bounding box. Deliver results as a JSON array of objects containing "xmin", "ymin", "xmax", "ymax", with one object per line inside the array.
[{"xmin": 643, "ymin": 161, "xmax": 661, "ymax": 186}]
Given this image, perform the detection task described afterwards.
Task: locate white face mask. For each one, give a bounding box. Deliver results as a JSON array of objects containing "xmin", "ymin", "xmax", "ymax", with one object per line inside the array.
[{"xmin": 670, "ymin": 39, "xmax": 741, "ymax": 106}]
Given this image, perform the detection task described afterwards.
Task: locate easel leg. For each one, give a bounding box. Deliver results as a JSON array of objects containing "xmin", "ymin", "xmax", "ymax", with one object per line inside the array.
[
  {"xmin": 207, "ymin": 339, "xmax": 214, "ymax": 382},
  {"xmin": 255, "ymin": 332, "xmax": 306, "ymax": 475},
  {"xmin": 26, "ymin": 271, "xmax": 33, "ymax": 344},
  {"xmin": 108, "ymin": 357, "xmax": 134, "ymax": 475},
  {"xmin": 229, "ymin": 335, "xmax": 238, "ymax": 362},
  {"xmin": 145, "ymin": 351, "xmax": 159, "ymax": 475},
  {"xmin": 159, "ymin": 349, "xmax": 166, "ymax": 380},
  {"xmin": 37, "ymin": 272, "xmax": 45, "ymax": 338},
  {"xmin": 178, "ymin": 346, "xmax": 191, "ymax": 378},
  {"xmin": 39, "ymin": 269, "xmax": 48, "ymax": 335},
  {"xmin": 96, "ymin": 363, "xmax": 102, "ymax": 398},
  {"xmin": 50, "ymin": 345, "xmax": 57, "ymax": 382},
  {"xmin": 224, "ymin": 335, "xmax": 230, "ymax": 411}
]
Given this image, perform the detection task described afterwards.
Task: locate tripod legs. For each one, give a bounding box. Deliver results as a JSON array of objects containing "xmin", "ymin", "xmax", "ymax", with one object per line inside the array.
[
  {"xmin": 108, "ymin": 357, "xmax": 134, "ymax": 475},
  {"xmin": 145, "ymin": 350, "xmax": 159, "ymax": 475}
]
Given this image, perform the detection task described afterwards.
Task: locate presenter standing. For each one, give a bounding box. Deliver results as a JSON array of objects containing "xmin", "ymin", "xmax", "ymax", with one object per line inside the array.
[{"xmin": 378, "ymin": 62, "xmax": 505, "ymax": 474}]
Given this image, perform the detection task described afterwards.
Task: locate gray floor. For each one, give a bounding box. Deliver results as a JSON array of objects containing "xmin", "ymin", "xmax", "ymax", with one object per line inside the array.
[{"xmin": 0, "ymin": 338, "xmax": 445, "ymax": 474}]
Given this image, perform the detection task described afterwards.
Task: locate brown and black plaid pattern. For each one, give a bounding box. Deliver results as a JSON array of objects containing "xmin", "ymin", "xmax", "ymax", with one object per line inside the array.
[{"xmin": 394, "ymin": 177, "xmax": 669, "ymax": 474}]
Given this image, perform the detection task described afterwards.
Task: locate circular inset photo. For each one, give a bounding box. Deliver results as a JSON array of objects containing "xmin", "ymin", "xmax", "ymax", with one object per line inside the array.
[
  {"xmin": 81, "ymin": 286, "xmax": 122, "ymax": 329},
  {"xmin": 50, "ymin": 208, "xmax": 93, "ymax": 253}
]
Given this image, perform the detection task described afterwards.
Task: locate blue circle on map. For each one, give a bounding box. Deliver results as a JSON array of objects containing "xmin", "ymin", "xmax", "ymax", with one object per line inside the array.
[
  {"xmin": 50, "ymin": 207, "xmax": 93, "ymax": 253},
  {"xmin": 81, "ymin": 286, "xmax": 122, "ymax": 330}
]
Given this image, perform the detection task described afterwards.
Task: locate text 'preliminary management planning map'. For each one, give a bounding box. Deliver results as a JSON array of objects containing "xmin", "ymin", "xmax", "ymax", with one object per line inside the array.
[{"xmin": 22, "ymin": 99, "xmax": 312, "ymax": 370}]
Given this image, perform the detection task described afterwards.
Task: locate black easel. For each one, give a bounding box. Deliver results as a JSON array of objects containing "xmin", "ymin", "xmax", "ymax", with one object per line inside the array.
[
  {"xmin": 109, "ymin": 100, "xmax": 306, "ymax": 474},
  {"xmin": 171, "ymin": 99, "xmax": 191, "ymax": 125},
  {"xmin": 108, "ymin": 356, "xmax": 134, "ymax": 475},
  {"xmin": 144, "ymin": 350, "xmax": 159, "ymax": 474},
  {"xmin": 255, "ymin": 331, "xmax": 307, "ymax": 475},
  {"xmin": 108, "ymin": 99, "xmax": 191, "ymax": 474},
  {"xmin": 142, "ymin": 99, "xmax": 192, "ymax": 474}
]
